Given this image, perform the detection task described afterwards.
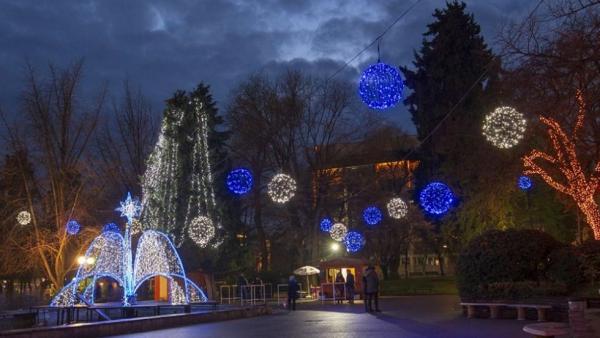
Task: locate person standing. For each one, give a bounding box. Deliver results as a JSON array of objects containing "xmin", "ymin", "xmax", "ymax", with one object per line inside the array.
[
  {"xmin": 364, "ymin": 266, "xmax": 381, "ymax": 312},
  {"xmin": 287, "ymin": 275, "xmax": 299, "ymax": 311},
  {"xmin": 335, "ymin": 271, "xmax": 345, "ymax": 304},
  {"xmin": 345, "ymin": 270, "xmax": 355, "ymax": 304},
  {"xmin": 238, "ymin": 273, "xmax": 248, "ymax": 302}
]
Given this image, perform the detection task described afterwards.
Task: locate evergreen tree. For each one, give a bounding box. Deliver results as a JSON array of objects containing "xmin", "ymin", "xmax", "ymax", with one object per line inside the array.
[
  {"xmin": 141, "ymin": 84, "xmax": 220, "ymax": 247},
  {"xmin": 401, "ymin": 1, "xmax": 497, "ymax": 183}
]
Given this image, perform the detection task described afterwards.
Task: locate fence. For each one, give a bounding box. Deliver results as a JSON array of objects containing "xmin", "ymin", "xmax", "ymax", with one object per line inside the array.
[{"xmin": 219, "ymin": 284, "xmax": 272, "ymax": 305}]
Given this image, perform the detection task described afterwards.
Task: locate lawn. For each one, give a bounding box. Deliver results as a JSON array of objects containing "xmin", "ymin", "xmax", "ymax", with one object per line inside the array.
[{"xmin": 380, "ymin": 276, "xmax": 458, "ymax": 296}]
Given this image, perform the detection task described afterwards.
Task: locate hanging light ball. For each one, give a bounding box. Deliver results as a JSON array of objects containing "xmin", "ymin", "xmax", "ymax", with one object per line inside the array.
[
  {"xmin": 102, "ymin": 223, "xmax": 120, "ymax": 233},
  {"xmin": 320, "ymin": 217, "xmax": 333, "ymax": 232},
  {"xmin": 267, "ymin": 173, "xmax": 296, "ymax": 204},
  {"xmin": 17, "ymin": 211, "xmax": 31, "ymax": 225},
  {"xmin": 482, "ymin": 106, "xmax": 527, "ymax": 149},
  {"xmin": 362, "ymin": 206, "xmax": 383, "ymax": 227},
  {"xmin": 387, "ymin": 197, "xmax": 408, "ymax": 219},
  {"xmin": 226, "ymin": 168, "xmax": 253, "ymax": 195},
  {"xmin": 419, "ymin": 182, "xmax": 455, "ymax": 216},
  {"xmin": 358, "ymin": 62, "xmax": 403, "ymax": 110},
  {"xmin": 188, "ymin": 216, "xmax": 215, "ymax": 248},
  {"xmin": 66, "ymin": 220, "xmax": 81, "ymax": 235},
  {"xmin": 330, "ymin": 223, "xmax": 348, "ymax": 242},
  {"xmin": 344, "ymin": 231, "xmax": 365, "ymax": 253},
  {"xmin": 518, "ymin": 175, "xmax": 533, "ymax": 191}
]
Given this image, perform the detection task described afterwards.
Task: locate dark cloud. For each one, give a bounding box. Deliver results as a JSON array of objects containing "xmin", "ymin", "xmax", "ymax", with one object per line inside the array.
[{"xmin": 0, "ymin": 0, "xmax": 535, "ymax": 133}]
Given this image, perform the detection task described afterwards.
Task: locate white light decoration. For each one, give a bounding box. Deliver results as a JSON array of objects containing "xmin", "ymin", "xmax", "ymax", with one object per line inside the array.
[
  {"xmin": 16, "ymin": 211, "xmax": 31, "ymax": 225},
  {"xmin": 141, "ymin": 96, "xmax": 218, "ymax": 247},
  {"xmin": 50, "ymin": 194, "xmax": 209, "ymax": 307},
  {"xmin": 187, "ymin": 216, "xmax": 215, "ymax": 248},
  {"xmin": 130, "ymin": 219, "xmax": 143, "ymax": 235},
  {"xmin": 482, "ymin": 106, "xmax": 527, "ymax": 149},
  {"xmin": 387, "ymin": 197, "xmax": 408, "ymax": 219},
  {"xmin": 330, "ymin": 223, "xmax": 348, "ymax": 242},
  {"xmin": 267, "ymin": 173, "xmax": 296, "ymax": 204}
]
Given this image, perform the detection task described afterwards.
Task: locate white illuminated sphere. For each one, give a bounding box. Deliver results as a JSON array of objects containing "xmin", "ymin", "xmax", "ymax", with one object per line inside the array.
[
  {"xmin": 188, "ymin": 216, "xmax": 215, "ymax": 248},
  {"xmin": 330, "ymin": 223, "xmax": 348, "ymax": 242},
  {"xmin": 482, "ymin": 106, "xmax": 527, "ymax": 149},
  {"xmin": 387, "ymin": 197, "xmax": 408, "ymax": 219},
  {"xmin": 267, "ymin": 173, "xmax": 296, "ymax": 204},
  {"xmin": 17, "ymin": 211, "xmax": 31, "ymax": 225}
]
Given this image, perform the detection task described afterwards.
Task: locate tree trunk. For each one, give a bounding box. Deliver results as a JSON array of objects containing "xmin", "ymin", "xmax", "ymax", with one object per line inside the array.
[{"xmin": 579, "ymin": 196, "xmax": 600, "ymax": 240}]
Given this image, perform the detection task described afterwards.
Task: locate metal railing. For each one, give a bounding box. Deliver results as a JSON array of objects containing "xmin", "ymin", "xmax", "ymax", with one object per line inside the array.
[{"xmin": 219, "ymin": 284, "xmax": 271, "ymax": 305}]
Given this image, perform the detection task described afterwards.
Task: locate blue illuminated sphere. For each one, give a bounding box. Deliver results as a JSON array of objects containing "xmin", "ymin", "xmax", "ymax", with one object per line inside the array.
[
  {"xmin": 359, "ymin": 62, "xmax": 403, "ymax": 109},
  {"xmin": 518, "ymin": 176, "xmax": 533, "ymax": 190},
  {"xmin": 419, "ymin": 182, "xmax": 455, "ymax": 216},
  {"xmin": 226, "ymin": 168, "xmax": 253, "ymax": 195},
  {"xmin": 344, "ymin": 231, "xmax": 365, "ymax": 253},
  {"xmin": 66, "ymin": 220, "xmax": 81, "ymax": 235},
  {"xmin": 320, "ymin": 217, "xmax": 333, "ymax": 232},
  {"xmin": 102, "ymin": 222, "xmax": 120, "ymax": 233},
  {"xmin": 363, "ymin": 206, "xmax": 383, "ymax": 227}
]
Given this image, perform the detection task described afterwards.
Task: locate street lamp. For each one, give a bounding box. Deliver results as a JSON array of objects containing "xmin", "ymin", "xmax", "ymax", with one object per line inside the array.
[
  {"xmin": 330, "ymin": 242, "xmax": 340, "ymax": 252},
  {"xmin": 77, "ymin": 255, "xmax": 96, "ymax": 266}
]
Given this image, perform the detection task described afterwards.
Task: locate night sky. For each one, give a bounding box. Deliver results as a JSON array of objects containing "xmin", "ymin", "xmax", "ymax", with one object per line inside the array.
[{"xmin": 0, "ymin": 0, "xmax": 533, "ymax": 132}]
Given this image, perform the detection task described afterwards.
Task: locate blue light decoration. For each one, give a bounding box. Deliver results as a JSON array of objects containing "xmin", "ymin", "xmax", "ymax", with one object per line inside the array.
[
  {"xmin": 344, "ymin": 231, "xmax": 365, "ymax": 253},
  {"xmin": 419, "ymin": 182, "xmax": 455, "ymax": 216},
  {"xmin": 320, "ymin": 217, "xmax": 333, "ymax": 232},
  {"xmin": 226, "ymin": 168, "xmax": 253, "ymax": 195},
  {"xmin": 50, "ymin": 193, "xmax": 209, "ymax": 308},
  {"xmin": 518, "ymin": 175, "xmax": 533, "ymax": 191},
  {"xmin": 358, "ymin": 62, "xmax": 403, "ymax": 110},
  {"xmin": 363, "ymin": 206, "xmax": 383, "ymax": 227},
  {"xmin": 66, "ymin": 220, "xmax": 81, "ymax": 235},
  {"xmin": 103, "ymin": 222, "xmax": 120, "ymax": 233}
]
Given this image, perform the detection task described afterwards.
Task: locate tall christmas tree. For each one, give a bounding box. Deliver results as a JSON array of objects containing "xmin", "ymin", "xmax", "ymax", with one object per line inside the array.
[{"xmin": 141, "ymin": 85, "xmax": 219, "ymax": 247}]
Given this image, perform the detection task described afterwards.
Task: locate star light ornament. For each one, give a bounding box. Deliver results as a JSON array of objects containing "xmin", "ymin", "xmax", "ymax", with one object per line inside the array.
[
  {"xmin": 188, "ymin": 216, "xmax": 215, "ymax": 248},
  {"xmin": 330, "ymin": 223, "xmax": 348, "ymax": 242},
  {"xmin": 267, "ymin": 173, "xmax": 296, "ymax": 204},
  {"xmin": 17, "ymin": 211, "xmax": 31, "ymax": 225},
  {"xmin": 116, "ymin": 192, "xmax": 142, "ymax": 224},
  {"xmin": 482, "ymin": 106, "xmax": 527, "ymax": 149},
  {"xmin": 359, "ymin": 62, "xmax": 403, "ymax": 109},
  {"xmin": 387, "ymin": 197, "xmax": 408, "ymax": 219}
]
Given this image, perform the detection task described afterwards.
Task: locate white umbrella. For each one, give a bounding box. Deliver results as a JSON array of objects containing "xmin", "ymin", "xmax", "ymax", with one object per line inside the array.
[{"xmin": 294, "ymin": 266, "xmax": 320, "ymax": 296}]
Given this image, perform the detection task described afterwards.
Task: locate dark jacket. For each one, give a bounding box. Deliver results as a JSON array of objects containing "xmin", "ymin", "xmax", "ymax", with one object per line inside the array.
[
  {"xmin": 364, "ymin": 270, "xmax": 379, "ymax": 294},
  {"xmin": 345, "ymin": 273, "xmax": 355, "ymax": 288},
  {"xmin": 288, "ymin": 279, "xmax": 299, "ymax": 299}
]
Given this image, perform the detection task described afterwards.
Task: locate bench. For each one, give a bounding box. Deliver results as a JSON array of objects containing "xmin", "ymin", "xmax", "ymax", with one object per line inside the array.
[
  {"xmin": 523, "ymin": 322, "xmax": 569, "ymax": 337},
  {"xmin": 460, "ymin": 302, "xmax": 552, "ymax": 321}
]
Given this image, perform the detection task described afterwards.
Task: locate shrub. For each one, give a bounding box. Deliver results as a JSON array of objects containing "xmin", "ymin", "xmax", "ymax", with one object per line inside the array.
[
  {"xmin": 457, "ymin": 229, "xmax": 562, "ymax": 299},
  {"xmin": 546, "ymin": 245, "xmax": 583, "ymax": 291},
  {"xmin": 579, "ymin": 240, "xmax": 600, "ymax": 284}
]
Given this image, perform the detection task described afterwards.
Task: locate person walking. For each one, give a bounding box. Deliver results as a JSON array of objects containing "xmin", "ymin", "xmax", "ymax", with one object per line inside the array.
[
  {"xmin": 345, "ymin": 270, "xmax": 355, "ymax": 304},
  {"xmin": 287, "ymin": 275, "xmax": 299, "ymax": 311},
  {"xmin": 364, "ymin": 266, "xmax": 381, "ymax": 312},
  {"xmin": 335, "ymin": 271, "xmax": 345, "ymax": 304}
]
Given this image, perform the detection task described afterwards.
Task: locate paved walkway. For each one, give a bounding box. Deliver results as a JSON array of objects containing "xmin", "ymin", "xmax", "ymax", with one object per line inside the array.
[{"xmin": 111, "ymin": 295, "xmax": 551, "ymax": 338}]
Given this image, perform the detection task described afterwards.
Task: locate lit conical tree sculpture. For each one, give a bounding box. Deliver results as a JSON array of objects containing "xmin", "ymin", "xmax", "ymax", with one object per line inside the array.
[{"xmin": 522, "ymin": 90, "xmax": 600, "ymax": 239}]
